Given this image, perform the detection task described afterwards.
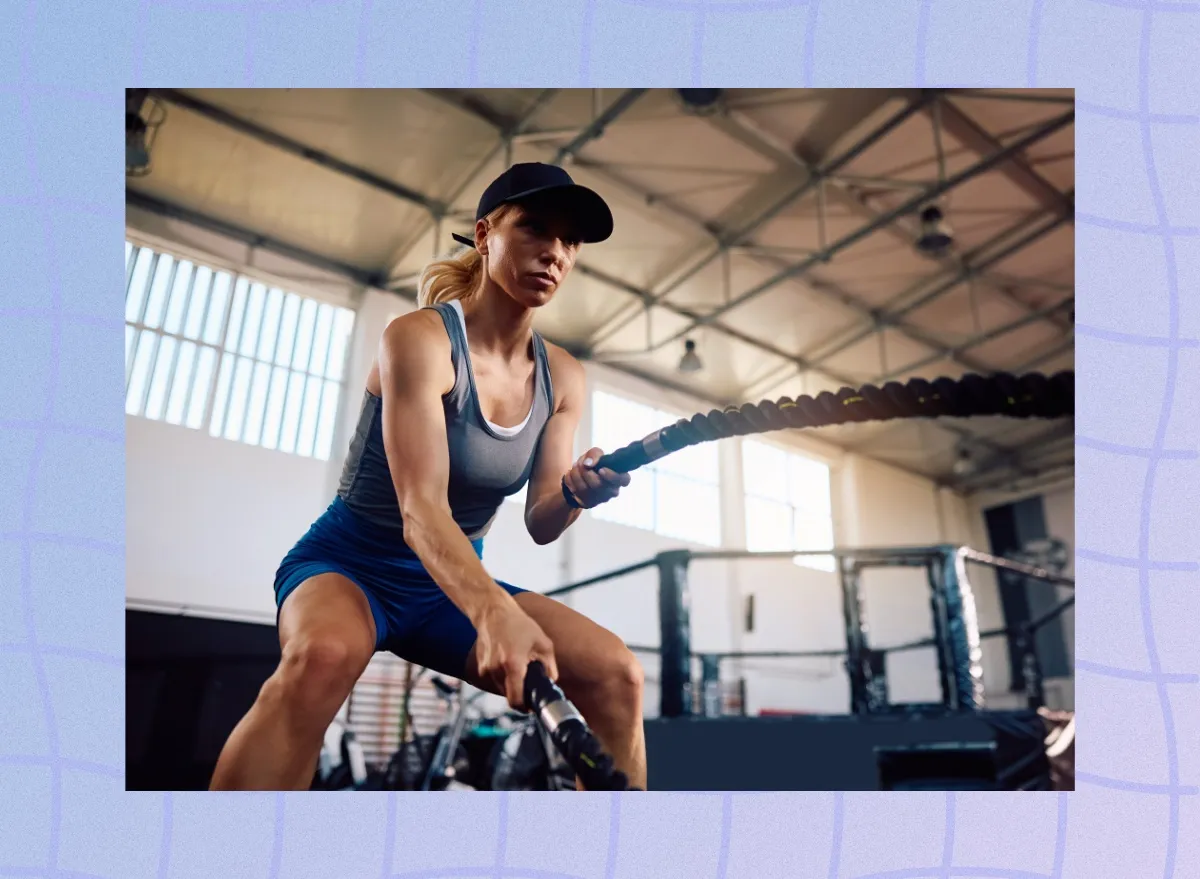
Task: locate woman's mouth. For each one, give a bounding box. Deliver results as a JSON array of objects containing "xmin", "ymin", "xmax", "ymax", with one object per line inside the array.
[{"xmin": 527, "ymin": 272, "xmax": 555, "ymax": 289}]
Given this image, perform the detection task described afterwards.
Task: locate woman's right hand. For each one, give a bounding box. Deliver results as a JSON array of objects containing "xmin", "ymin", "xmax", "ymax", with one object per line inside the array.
[{"xmin": 473, "ymin": 597, "xmax": 558, "ymax": 711}]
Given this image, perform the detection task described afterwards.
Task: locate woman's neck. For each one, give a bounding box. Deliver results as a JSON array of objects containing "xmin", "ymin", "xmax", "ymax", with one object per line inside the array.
[{"xmin": 459, "ymin": 284, "xmax": 535, "ymax": 362}]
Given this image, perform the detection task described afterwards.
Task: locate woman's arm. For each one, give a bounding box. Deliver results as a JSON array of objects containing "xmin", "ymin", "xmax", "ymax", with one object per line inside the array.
[
  {"xmin": 378, "ymin": 312, "xmax": 557, "ymax": 704},
  {"xmin": 378, "ymin": 311, "xmax": 508, "ymax": 621},
  {"xmin": 523, "ymin": 347, "xmax": 628, "ymax": 545}
]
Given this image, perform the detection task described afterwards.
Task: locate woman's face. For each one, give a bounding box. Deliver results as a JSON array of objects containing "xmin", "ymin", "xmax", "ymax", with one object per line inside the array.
[{"xmin": 478, "ymin": 200, "xmax": 582, "ymax": 307}]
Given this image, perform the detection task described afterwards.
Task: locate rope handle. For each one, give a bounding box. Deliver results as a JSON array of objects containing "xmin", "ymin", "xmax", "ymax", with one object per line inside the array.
[
  {"xmin": 524, "ymin": 660, "xmax": 638, "ymax": 791},
  {"xmin": 594, "ymin": 370, "xmax": 1074, "ymax": 474}
]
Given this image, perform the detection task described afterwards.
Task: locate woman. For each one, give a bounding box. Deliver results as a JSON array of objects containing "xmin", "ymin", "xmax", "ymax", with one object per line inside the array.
[{"xmin": 209, "ymin": 162, "xmax": 645, "ymax": 791}]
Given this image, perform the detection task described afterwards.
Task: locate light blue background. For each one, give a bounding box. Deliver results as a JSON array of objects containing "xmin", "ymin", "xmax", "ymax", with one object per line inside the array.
[{"xmin": 1, "ymin": 1, "xmax": 1196, "ymax": 877}]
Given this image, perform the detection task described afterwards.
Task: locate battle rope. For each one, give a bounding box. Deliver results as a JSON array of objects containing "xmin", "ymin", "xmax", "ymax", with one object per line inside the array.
[
  {"xmin": 524, "ymin": 659, "xmax": 638, "ymax": 791},
  {"xmin": 574, "ymin": 370, "xmax": 1073, "ymax": 481}
]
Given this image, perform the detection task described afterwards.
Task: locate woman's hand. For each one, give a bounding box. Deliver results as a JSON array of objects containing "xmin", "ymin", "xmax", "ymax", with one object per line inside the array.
[
  {"xmin": 563, "ymin": 447, "xmax": 631, "ymax": 508},
  {"xmin": 473, "ymin": 596, "xmax": 558, "ymax": 711}
]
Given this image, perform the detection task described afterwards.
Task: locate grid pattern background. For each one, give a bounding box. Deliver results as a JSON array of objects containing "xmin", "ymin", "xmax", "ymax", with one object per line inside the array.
[
  {"xmin": 1, "ymin": 2, "xmax": 1196, "ymax": 878},
  {"xmin": 124, "ymin": 241, "xmax": 355, "ymax": 460}
]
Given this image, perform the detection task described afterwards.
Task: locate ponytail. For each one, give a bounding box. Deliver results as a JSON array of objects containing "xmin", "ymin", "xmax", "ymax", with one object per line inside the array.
[
  {"xmin": 417, "ymin": 246, "xmax": 483, "ymax": 309},
  {"xmin": 417, "ymin": 204, "xmax": 515, "ymax": 309}
]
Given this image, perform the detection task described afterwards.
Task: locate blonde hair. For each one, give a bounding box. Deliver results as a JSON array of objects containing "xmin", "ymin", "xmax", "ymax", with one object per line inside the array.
[{"xmin": 418, "ymin": 204, "xmax": 515, "ymax": 308}]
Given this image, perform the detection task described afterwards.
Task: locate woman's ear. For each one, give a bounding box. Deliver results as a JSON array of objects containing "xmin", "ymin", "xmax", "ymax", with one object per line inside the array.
[{"xmin": 474, "ymin": 218, "xmax": 489, "ymax": 255}]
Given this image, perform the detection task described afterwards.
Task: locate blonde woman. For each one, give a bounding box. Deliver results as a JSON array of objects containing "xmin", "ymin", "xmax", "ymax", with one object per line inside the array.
[{"xmin": 210, "ymin": 163, "xmax": 644, "ymax": 791}]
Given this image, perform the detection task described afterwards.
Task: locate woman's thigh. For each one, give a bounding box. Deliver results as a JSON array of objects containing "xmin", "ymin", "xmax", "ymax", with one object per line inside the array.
[
  {"xmin": 460, "ymin": 591, "xmax": 641, "ymax": 706},
  {"xmin": 277, "ymin": 571, "xmax": 378, "ymax": 675}
]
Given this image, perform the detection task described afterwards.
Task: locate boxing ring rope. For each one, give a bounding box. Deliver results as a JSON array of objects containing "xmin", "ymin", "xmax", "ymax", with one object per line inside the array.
[{"xmin": 550, "ymin": 544, "xmax": 1074, "ymax": 721}]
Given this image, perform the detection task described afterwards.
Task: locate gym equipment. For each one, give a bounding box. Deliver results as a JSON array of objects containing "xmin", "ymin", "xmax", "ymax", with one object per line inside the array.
[
  {"xmin": 524, "ymin": 660, "xmax": 639, "ymax": 791},
  {"xmin": 587, "ymin": 370, "xmax": 1072, "ymax": 477}
]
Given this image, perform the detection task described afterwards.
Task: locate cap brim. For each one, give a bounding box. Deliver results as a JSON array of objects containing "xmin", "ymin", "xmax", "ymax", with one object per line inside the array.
[
  {"xmin": 451, "ymin": 183, "xmax": 614, "ymax": 249},
  {"xmin": 511, "ymin": 183, "xmax": 613, "ymax": 243}
]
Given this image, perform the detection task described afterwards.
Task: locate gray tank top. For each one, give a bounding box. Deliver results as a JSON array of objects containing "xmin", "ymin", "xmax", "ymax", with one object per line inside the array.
[{"xmin": 336, "ymin": 300, "xmax": 555, "ymax": 541}]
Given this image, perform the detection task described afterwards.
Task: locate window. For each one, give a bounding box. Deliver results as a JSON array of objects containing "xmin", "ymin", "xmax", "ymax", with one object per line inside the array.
[
  {"xmin": 124, "ymin": 240, "xmax": 355, "ymax": 461},
  {"xmin": 742, "ymin": 439, "xmax": 835, "ymax": 572},
  {"xmin": 589, "ymin": 390, "xmax": 721, "ymax": 546}
]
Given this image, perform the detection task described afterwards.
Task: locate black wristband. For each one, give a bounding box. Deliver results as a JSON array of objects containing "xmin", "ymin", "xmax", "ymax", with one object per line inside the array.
[{"xmin": 561, "ymin": 476, "xmax": 586, "ymax": 510}]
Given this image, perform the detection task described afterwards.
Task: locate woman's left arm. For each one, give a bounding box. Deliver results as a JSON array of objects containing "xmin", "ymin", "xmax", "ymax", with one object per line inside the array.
[{"xmin": 523, "ymin": 348, "xmax": 629, "ymax": 545}]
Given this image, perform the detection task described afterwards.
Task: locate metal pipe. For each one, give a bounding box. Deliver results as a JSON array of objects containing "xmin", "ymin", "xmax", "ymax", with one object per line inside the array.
[
  {"xmin": 623, "ymin": 109, "xmax": 1073, "ymax": 357},
  {"xmin": 873, "ymin": 295, "xmax": 1074, "ymax": 383},
  {"xmin": 687, "ymin": 546, "xmax": 942, "ymax": 561},
  {"xmin": 959, "ymin": 548, "xmax": 1075, "ymax": 588},
  {"xmin": 551, "ymin": 88, "xmax": 647, "ymax": 165},
  {"xmin": 801, "ymin": 210, "xmax": 1072, "ymax": 369},
  {"xmin": 127, "ymin": 190, "xmax": 385, "ymax": 287},
  {"xmin": 543, "ymin": 557, "xmax": 659, "ymax": 598}
]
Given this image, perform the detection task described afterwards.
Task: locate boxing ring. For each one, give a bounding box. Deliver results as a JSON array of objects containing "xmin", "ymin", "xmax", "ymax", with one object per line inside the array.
[{"xmin": 546, "ymin": 543, "xmax": 1075, "ymax": 791}]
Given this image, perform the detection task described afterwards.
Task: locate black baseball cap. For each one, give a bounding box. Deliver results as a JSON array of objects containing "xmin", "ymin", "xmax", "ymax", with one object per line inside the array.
[{"xmin": 451, "ymin": 162, "xmax": 613, "ymax": 248}]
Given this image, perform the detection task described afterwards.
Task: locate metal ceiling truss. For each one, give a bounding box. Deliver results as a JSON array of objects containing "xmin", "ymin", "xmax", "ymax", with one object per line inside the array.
[
  {"xmin": 141, "ymin": 87, "xmax": 1073, "ymax": 489},
  {"xmin": 587, "ymin": 92, "xmax": 941, "ymax": 349},
  {"xmin": 698, "ymin": 102, "xmax": 1073, "ymax": 339},
  {"xmin": 592, "ymin": 107, "xmax": 1074, "ymax": 360},
  {"xmin": 738, "ymin": 204, "xmax": 1073, "ymax": 400}
]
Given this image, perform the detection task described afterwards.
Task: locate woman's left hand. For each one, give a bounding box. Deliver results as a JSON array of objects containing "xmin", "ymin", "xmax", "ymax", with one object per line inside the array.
[{"xmin": 563, "ymin": 447, "xmax": 631, "ymax": 509}]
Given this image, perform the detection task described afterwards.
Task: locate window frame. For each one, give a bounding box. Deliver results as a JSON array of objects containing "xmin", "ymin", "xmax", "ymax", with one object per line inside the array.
[
  {"xmin": 587, "ymin": 386, "xmax": 722, "ymax": 547},
  {"xmin": 124, "ymin": 238, "xmax": 356, "ymax": 462},
  {"xmin": 741, "ymin": 436, "xmax": 837, "ymax": 572}
]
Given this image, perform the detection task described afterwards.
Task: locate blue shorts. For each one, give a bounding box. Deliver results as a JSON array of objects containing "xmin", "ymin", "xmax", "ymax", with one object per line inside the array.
[{"xmin": 274, "ymin": 497, "xmax": 526, "ymax": 679}]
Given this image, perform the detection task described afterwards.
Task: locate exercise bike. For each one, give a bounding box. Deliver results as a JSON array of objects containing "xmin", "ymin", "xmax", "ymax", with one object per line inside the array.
[
  {"xmin": 382, "ymin": 661, "xmax": 637, "ymax": 792},
  {"xmin": 385, "ymin": 674, "xmax": 491, "ymax": 790}
]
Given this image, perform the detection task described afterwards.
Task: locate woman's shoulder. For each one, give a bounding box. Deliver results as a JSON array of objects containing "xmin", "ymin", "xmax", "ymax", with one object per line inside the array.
[
  {"xmin": 381, "ymin": 307, "xmax": 452, "ymax": 352},
  {"xmin": 376, "ymin": 307, "xmax": 456, "ymax": 389},
  {"xmin": 538, "ymin": 338, "xmax": 586, "ymax": 410}
]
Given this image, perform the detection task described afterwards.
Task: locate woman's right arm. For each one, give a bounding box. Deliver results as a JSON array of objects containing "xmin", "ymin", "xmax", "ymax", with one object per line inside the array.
[{"xmin": 377, "ymin": 312, "xmax": 557, "ymax": 707}]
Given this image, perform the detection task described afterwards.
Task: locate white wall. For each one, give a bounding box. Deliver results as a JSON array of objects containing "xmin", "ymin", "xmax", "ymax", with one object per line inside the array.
[
  {"xmin": 126, "ymin": 214, "xmax": 1032, "ymax": 724},
  {"xmin": 125, "ymin": 415, "xmax": 331, "ymax": 621}
]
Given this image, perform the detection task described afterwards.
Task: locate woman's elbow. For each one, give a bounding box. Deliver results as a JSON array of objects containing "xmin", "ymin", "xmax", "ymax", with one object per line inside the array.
[{"xmin": 524, "ymin": 511, "xmax": 558, "ymax": 546}]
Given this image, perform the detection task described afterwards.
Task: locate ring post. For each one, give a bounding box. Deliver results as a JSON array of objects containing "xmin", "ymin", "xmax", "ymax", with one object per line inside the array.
[
  {"xmin": 936, "ymin": 546, "xmax": 985, "ymax": 711},
  {"xmin": 656, "ymin": 550, "xmax": 693, "ymax": 719},
  {"xmin": 839, "ymin": 558, "xmax": 871, "ymax": 714}
]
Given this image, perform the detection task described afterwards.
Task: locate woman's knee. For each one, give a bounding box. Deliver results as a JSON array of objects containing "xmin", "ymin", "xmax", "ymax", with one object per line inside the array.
[
  {"xmin": 265, "ymin": 635, "xmax": 365, "ymax": 714},
  {"xmin": 575, "ymin": 645, "xmax": 644, "ymax": 719}
]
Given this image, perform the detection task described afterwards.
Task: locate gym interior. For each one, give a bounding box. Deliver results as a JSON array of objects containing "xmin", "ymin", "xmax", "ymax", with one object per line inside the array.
[{"xmin": 124, "ymin": 87, "xmax": 1075, "ymax": 791}]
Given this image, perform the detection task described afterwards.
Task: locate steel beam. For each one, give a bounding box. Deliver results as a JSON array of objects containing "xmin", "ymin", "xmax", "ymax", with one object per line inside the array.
[
  {"xmin": 126, "ymin": 189, "xmax": 387, "ymax": 288},
  {"xmin": 802, "ymin": 209, "xmax": 1073, "ymax": 370},
  {"xmin": 420, "ymin": 88, "xmax": 1039, "ymax": 396},
  {"xmin": 873, "ymin": 296, "xmax": 1074, "ymax": 383},
  {"xmin": 930, "ymin": 98, "xmax": 1074, "ymax": 219},
  {"xmin": 551, "ymin": 88, "xmax": 648, "ymax": 165},
  {"xmin": 588, "ymin": 92, "xmax": 938, "ymax": 348},
  {"xmin": 616, "ymin": 109, "xmax": 1074, "ymax": 359}
]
